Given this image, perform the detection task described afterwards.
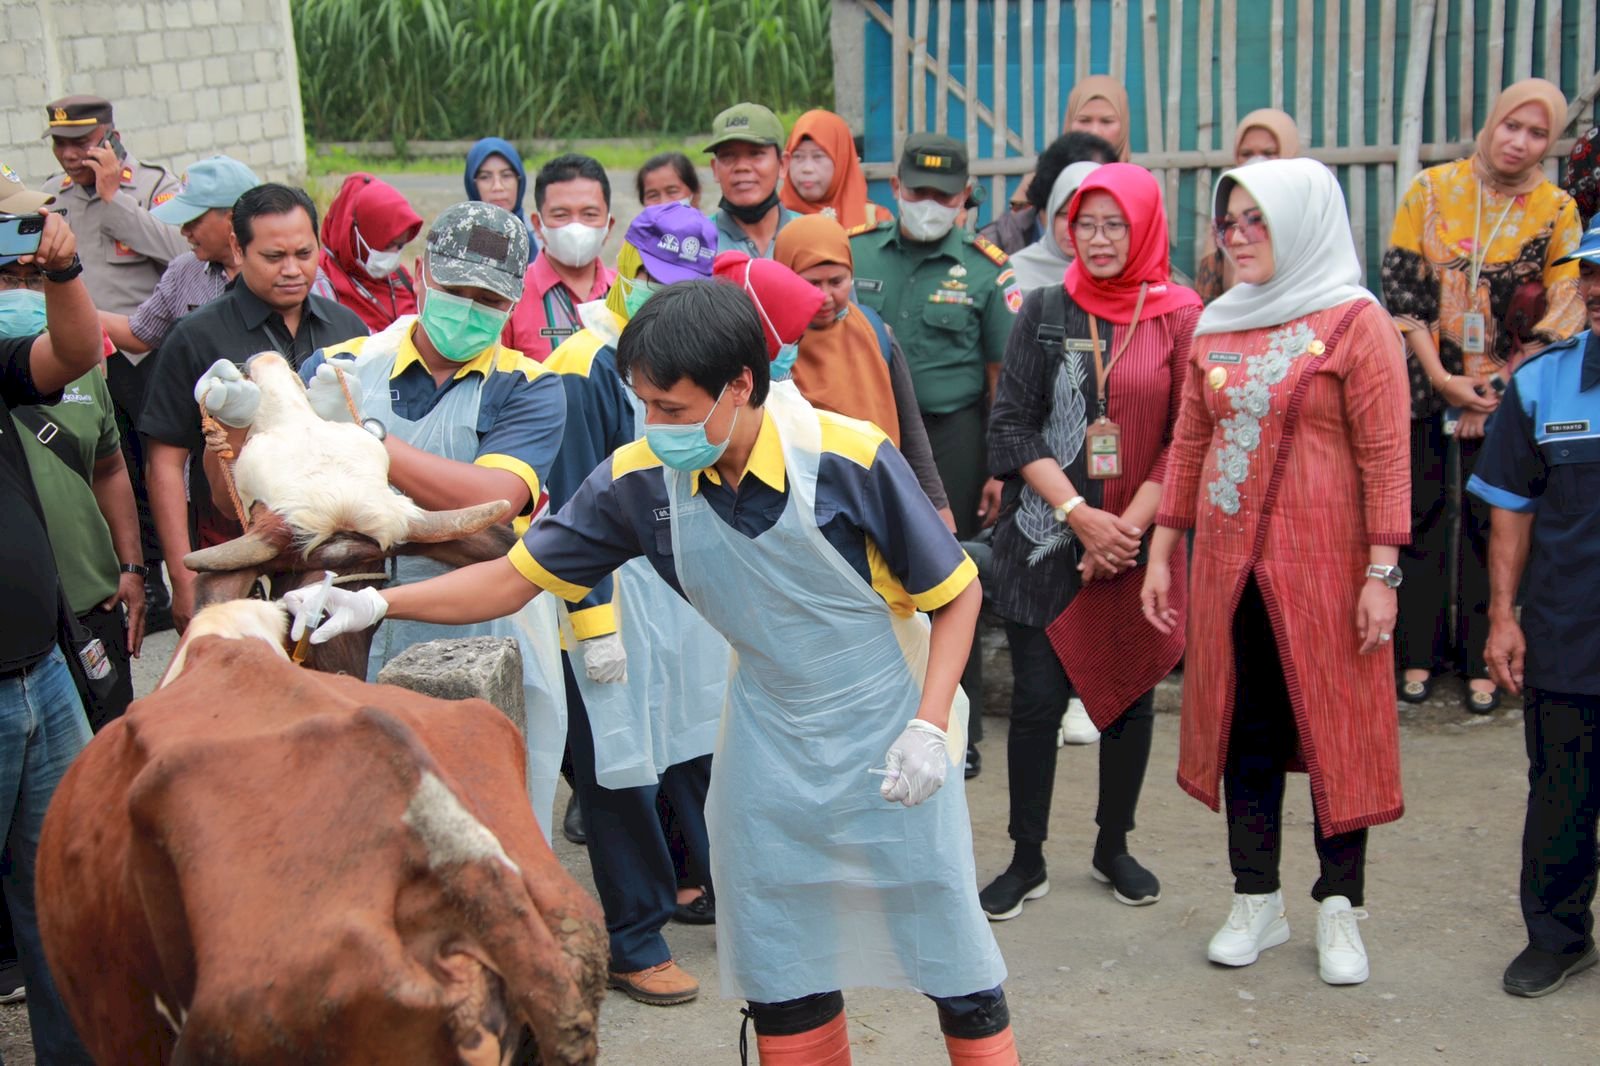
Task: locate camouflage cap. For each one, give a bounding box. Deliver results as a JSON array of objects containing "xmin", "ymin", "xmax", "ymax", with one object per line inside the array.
[{"xmin": 424, "ymin": 201, "xmax": 529, "ymax": 303}]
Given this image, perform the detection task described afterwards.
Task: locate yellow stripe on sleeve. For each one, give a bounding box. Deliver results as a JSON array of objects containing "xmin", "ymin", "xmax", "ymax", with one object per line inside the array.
[
  {"xmin": 475, "ymin": 453, "xmax": 541, "ymax": 509},
  {"xmin": 506, "ymin": 541, "xmax": 593, "ymax": 603},
  {"xmin": 567, "ymin": 602, "xmax": 618, "ymax": 640},
  {"xmin": 910, "ymin": 555, "xmax": 979, "ymax": 613}
]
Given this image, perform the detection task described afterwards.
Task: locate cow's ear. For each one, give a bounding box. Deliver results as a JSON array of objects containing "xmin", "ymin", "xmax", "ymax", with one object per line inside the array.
[{"xmin": 396, "ymin": 524, "xmax": 518, "ymax": 569}]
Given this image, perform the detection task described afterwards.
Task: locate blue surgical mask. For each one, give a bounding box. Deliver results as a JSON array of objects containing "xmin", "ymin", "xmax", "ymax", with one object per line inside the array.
[
  {"xmin": 0, "ymin": 289, "xmax": 46, "ymax": 339},
  {"xmin": 770, "ymin": 341, "xmax": 800, "ymax": 381},
  {"xmin": 645, "ymin": 384, "xmax": 739, "ymax": 471}
]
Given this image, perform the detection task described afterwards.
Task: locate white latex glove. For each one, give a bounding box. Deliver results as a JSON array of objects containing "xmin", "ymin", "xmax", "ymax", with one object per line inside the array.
[
  {"xmin": 879, "ymin": 719, "xmax": 950, "ymax": 807},
  {"xmin": 582, "ymin": 632, "xmax": 628, "ymax": 684},
  {"xmin": 306, "ymin": 362, "xmax": 358, "ymax": 423},
  {"xmin": 193, "ymin": 359, "xmax": 259, "ymax": 428},
  {"xmin": 281, "ymin": 585, "xmax": 388, "ymax": 644}
]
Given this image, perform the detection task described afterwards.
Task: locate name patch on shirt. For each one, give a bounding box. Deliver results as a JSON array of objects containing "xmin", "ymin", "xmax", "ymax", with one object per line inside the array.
[
  {"xmin": 1064, "ymin": 339, "xmax": 1107, "ymax": 353},
  {"xmin": 540, "ymin": 327, "xmax": 575, "ymax": 338},
  {"xmin": 653, "ymin": 507, "xmax": 672, "ymax": 522},
  {"xmin": 854, "ymin": 278, "xmax": 884, "ymax": 293},
  {"xmin": 1543, "ymin": 420, "xmax": 1590, "ymax": 435},
  {"xmin": 1208, "ymin": 352, "xmax": 1244, "ymax": 364}
]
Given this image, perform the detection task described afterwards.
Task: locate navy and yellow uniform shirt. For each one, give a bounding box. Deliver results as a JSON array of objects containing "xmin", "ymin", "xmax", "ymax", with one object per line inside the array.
[
  {"xmin": 511, "ymin": 405, "xmax": 978, "ymax": 618},
  {"xmin": 543, "ymin": 324, "xmax": 636, "ymax": 638},
  {"xmin": 1468, "ymin": 329, "xmax": 1600, "ymax": 695},
  {"xmin": 302, "ymin": 327, "xmax": 567, "ymax": 528}
]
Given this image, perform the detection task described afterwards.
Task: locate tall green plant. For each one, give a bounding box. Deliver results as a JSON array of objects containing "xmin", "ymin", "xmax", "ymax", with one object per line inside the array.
[{"xmin": 292, "ymin": 0, "xmax": 834, "ymax": 142}]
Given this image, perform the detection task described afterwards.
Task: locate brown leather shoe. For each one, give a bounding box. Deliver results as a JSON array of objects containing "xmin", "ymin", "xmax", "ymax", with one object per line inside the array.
[{"xmin": 607, "ymin": 959, "xmax": 699, "ymax": 1006}]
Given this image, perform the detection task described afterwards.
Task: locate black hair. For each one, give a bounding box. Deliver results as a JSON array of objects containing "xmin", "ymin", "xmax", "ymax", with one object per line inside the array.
[
  {"xmin": 232, "ymin": 183, "xmax": 317, "ymax": 249},
  {"xmin": 635, "ymin": 152, "xmax": 701, "ymax": 203},
  {"xmin": 616, "ymin": 281, "xmax": 770, "ymax": 407},
  {"xmin": 1025, "ymin": 131, "xmax": 1117, "ymax": 214},
  {"xmin": 534, "ymin": 153, "xmax": 611, "ymax": 211}
]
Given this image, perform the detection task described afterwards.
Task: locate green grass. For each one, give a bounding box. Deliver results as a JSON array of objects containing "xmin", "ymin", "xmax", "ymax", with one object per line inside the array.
[
  {"xmin": 291, "ymin": 0, "xmax": 833, "ymax": 145},
  {"xmin": 305, "ymin": 136, "xmax": 708, "ymax": 179}
]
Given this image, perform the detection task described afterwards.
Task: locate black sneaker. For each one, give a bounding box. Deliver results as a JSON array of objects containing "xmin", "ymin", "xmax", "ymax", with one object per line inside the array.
[
  {"xmin": 964, "ymin": 743, "xmax": 981, "ymax": 780},
  {"xmin": 561, "ymin": 793, "xmax": 586, "ymax": 846},
  {"xmin": 673, "ymin": 891, "xmax": 715, "ymax": 925},
  {"xmin": 1091, "ymin": 853, "xmax": 1162, "ymax": 906},
  {"xmin": 979, "ymin": 865, "xmax": 1049, "ymax": 921},
  {"xmin": 144, "ymin": 580, "xmax": 174, "ymax": 634},
  {"xmin": 0, "ymin": 960, "xmax": 24, "ymax": 1005},
  {"xmin": 1503, "ymin": 944, "xmax": 1598, "ymax": 998}
]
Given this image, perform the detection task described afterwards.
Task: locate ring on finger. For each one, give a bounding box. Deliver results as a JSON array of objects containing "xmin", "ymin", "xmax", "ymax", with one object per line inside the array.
[{"xmin": 1378, "ymin": 632, "xmax": 1392, "ymax": 642}]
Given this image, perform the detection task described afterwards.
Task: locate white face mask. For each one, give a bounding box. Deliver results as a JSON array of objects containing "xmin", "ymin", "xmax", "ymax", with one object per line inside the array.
[
  {"xmin": 355, "ymin": 228, "xmax": 403, "ymax": 278},
  {"xmin": 897, "ymin": 197, "xmax": 960, "ymax": 242},
  {"xmin": 540, "ymin": 219, "xmax": 608, "ymax": 268}
]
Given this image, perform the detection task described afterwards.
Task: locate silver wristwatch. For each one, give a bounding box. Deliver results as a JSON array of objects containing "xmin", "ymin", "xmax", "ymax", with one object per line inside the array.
[
  {"xmin": 1365, "ymin": 564, "xmax": 1403, "ymax": 589},
  {"xmin": 360, "ymin": 417, "xmax": 387, "ymax": 442}
]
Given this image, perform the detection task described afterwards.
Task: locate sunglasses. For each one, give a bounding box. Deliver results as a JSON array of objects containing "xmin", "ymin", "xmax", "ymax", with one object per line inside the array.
[{"xmin": 1214, "ymin": 209, "xmax": 1269, "ymax": 245}]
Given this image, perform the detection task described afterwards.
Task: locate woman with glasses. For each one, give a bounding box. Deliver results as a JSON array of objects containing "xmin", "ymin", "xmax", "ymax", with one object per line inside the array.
[
  {"xmin": 1194, "ymin": 108, "xmax": 1301, "ymax": 303},
  {"xmin": 1142, "ymin": 159, "xmax": 1410, "ymax": 986},
  {"xmin": 980, "ymin": 163, "xmax": 1200, "ymax": 920},
  {"xmin": 779, "ymin": 109, "xmax": 893, "ymax": 229}
]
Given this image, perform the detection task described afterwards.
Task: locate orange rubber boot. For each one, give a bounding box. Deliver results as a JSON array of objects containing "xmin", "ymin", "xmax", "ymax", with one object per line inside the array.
[
  {"xmin": 944, "ymin": 1025, "xmax": 1020, "ymax": 1065},
  {"xmin": 756, "ymin": 1011, "xmax": 852, "ymax": 1065}
]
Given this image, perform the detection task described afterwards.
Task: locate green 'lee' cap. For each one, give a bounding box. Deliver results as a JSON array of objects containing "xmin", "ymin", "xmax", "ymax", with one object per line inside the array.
[{"xmin": 703, "ymin": 103, "xmax": 786, "ymax": 153}]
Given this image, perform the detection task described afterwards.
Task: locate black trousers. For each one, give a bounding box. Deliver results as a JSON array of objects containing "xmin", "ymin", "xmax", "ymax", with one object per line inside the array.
[
  {"xmin": 1520, "ymin": 688, "xmax": 1599, "ymax": 956},
  {"xmin": 1002, "ymin": 620, "xmax": 1154, "ymax": 847},
  {"xmin": 749, "ymin": 985, "xmax": 1008, "ymax": 1040},
  {"xmin": 1225, "ymin": 580, "xmax": 1368, "ymax": 904},
  {"xmin": 104, "ymin": 353, "xmax": 162, "ymax": 567},
  {"xmin": 926, "ymin": 403, "xmax": 987, "ymax": 742},
  {"xmin": 1396, "ymin": 416, "xmax": 1490, "ymax": 679},
  {"xmin": 72, "ymin": 606, "xmax": 133, "ymax": 733}
]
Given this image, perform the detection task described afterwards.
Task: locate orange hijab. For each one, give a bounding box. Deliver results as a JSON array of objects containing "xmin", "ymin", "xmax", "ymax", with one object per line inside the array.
[
  {"xmin": 1473, "ymin": 78, "xmax": 1569, "ymax": 196},
  {"xmin": 780, "ymin": 110, "xmax": 886, "ymax": 230},
  {"xmin": 1066, "ymin": 76, "xmax": 1133, "ymax": 161},
  {"xmin": 772, "ymin": 215, "xmax": 903, "ymax": 445}
]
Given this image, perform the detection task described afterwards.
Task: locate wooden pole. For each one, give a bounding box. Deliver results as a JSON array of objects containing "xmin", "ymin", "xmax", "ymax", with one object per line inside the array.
[
  {"xmin": 964, "ymin": 0, "xmax": 978, "ymax": 195},
  {"xmin": 1458, "ymin": 0, "xmax": 1475, "ymax": 141},
  {"xmin": 1295, "ymin": 0, "xmax": 1314, "ymax": 144},
  {"xmin": 1197, "ymin": 0, "xmax": 1216, "ymax": 256},
  {"xmin": 1429, "ymin": 0, "xmax": 1447, "ymax": 145},
  {"xmin": 1141, "ymin": 0, "xmax": 1165, "ymax": 157},
  {"xmin": 1322, "ymin": 0, "xmax": 1340, "ymax": 152},
  {"xmin": 913, "ymin": 0, "xmax": 931, "ymax": 130},
  {"xmin": 1045, "ymin": 0, "xmax": 1061, "ymax": 139},
  {"xmin": 1270, "ymin": 0, "xmax": 1284, "ymax": 111},
  {"xmin": 1075, "ymin": 0, "xmax": 1092, "ymax": 83},
  {"xmin": 1511, "ymin": 0, "xmax": 1533, "ymax": 83},
  {"xmin": 935, "ymin": 0, "xmax": 952, "ymax": 133},
  {"xmin": 1166, "ymin": 0, "xmax": 1185, "ymax": 247},
  {"xmin": 892, "ymin": 0, "xmax": 910, "ymax": 162},
  {"xmin": 1377, "ymin": 0, "xmax": 1397, "ymax": 249},
  {"xmin": 1111, "ymin": 0, "xmax": 1129, "ymax": 86},
  {"xmin": 1486, "ymin": 0, "xmax": 1506, "ymax": 100},
  {"xmin": 994, "ymin": 0, "xmax": 1009, "ymax": 212},
  {"xmin": 1396, "ymin": 1, "xmax": 1437, "ymax": 196},
  {"xmin": 1221, "ymin": 0, "xmax": 1238, "ymax": 150},
  {"xmin": 1348, "ymin": 0, "xmax": 1367, "ymax": 274},
  {"xmin": 1541, "ymin": 0, "xmax": 1562, "ymax": 87},
  {"xmin": 1580, "ymin": 3, "xmax": 1597, "ymax": 130},
  {"xmin": 1020, "ymin": 0, "xmax": 1035, "ymax": 160}
]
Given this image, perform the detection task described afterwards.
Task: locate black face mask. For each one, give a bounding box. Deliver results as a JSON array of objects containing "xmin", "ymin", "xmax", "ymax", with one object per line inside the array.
[{"xmin": 719, "ymin": 190, "xmax": 781, "ymax": 225}]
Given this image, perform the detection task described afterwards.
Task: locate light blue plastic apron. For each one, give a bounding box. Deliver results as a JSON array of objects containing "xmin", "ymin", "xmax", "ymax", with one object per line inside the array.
[
  {"xmin": 565, "ymin": 398, "xmax": 731, "ymax": 788},
  {"xmin": 340, "ymin": 330, "xmax": 568, "ymax": 839},
  {"xmin": 664, "ymin": 382, "xmax": 1005, "ymax": 1002}
]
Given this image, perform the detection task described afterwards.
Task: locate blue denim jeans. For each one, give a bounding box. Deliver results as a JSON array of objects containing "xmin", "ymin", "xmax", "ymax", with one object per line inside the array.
[{"xmin": 0, "ymin": 649, "xmax": 93, "ymax": 1065}]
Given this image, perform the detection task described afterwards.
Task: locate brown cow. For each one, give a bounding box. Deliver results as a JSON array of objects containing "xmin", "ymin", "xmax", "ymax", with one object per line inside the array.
[{"xmin": 38, "ymin": 616, "xmax": 607, "ymax": 1065}]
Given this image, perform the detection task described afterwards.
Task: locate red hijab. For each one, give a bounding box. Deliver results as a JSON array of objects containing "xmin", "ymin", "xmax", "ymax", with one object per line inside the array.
[
  {"xmin": 318, "ymin": 172, "xmax": 424, "ymax": 332},
  {"xmin": 711, "ymin": 251, "xmax": 823, "ymax": 360},
  {"xmin": 1064, "ymin": 163, "xmax": 1200, "ymax": 324}
]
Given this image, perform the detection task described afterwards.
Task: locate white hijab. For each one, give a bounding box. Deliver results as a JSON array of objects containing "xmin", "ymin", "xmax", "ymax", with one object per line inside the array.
[
  {"xmin": 1009, "ymin": 161, "xmax": 1102, "ymax": 293},
  {"xmin": 1195, "ymin": 158, "xmax": 1377, "ymax": 336}
]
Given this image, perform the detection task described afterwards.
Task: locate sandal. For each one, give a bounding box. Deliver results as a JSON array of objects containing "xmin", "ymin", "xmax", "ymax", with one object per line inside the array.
[
  {"xmin": 1466, "ymin": 687, "xmax": 1502, "ymax": 715},
  {"xmin": 1398, "ymin": 677, "xmax": 1433, "ymax": 704}
]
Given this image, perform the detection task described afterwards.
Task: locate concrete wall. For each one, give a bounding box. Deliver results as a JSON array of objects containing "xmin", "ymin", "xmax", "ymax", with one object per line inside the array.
[{"xmin": 0, "ymin": 0, "xmax": 306, "ymax": 188}]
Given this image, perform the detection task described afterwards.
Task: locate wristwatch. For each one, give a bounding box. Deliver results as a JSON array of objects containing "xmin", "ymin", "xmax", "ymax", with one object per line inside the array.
[
  {"xmin": 1365, "ymin": 564, "xmax": 1403, "ymax": 589},
  {"xmin": 119, "ymin": 563, "xmax": 149, "ymax": 578},
  {"xmin": 1053, "ymin": 495, "xmax": 1086, "ymax": 524},
  {"xmin": 41, "ymin": 255, "xmax": 84, "ymax": 284},
  {"xmin": 360, "ymin": 417, "xmax": 388, "ymax": 442}
]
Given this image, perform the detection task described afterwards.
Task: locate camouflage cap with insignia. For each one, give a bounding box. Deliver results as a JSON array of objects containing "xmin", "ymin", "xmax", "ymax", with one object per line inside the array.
[
  {"xmin": 424, "ymin": 202, "xmax": 529, "ymax": 303},
  {"xmin": 45, "ymin": 95, "xmax": 113, "ymax": 139},
  {"xmin": 898, "ymin": 133, "xmax": 969, "ymax": 196},
  {"xmin": 0, "ymin": 162, "xmax": 53, "ymax": 215}
]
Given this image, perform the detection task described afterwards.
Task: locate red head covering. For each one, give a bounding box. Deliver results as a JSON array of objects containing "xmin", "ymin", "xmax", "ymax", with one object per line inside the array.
[
  {"xmin": 1064, "ymin": 163, "xmax": 1201, "ymax": 324},
  {"xmin": 318, "ymin": 173, "xmax": 424, "ymax": 331},
  {"xmin": 712, "ymin": 251, "xmax": 824, "ymax": 360}
]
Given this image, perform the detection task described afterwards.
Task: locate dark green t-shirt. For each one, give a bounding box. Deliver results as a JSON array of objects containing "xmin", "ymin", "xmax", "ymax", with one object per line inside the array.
[{"xmin": 15, "ymin": 369, "xmax": 121, "ymax": 614}]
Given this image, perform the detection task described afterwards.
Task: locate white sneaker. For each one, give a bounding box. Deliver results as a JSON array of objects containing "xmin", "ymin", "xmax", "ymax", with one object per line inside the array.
[
  {"xmin": 1316, "ymin": 896, "xmax": 1370, "ymax": 985},
  {"xmin": 1058, "ymin": 698, "xmax": 1100, "ymax": 745},
  {"xmin": 1207, "ymin": 891, "xmax": 1290, "ymax": 966}
]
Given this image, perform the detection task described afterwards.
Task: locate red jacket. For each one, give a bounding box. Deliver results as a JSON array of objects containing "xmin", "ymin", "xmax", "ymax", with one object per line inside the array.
[{"xmin": 318, "ymin": 172, "xmax": 422, "ymax": 333}]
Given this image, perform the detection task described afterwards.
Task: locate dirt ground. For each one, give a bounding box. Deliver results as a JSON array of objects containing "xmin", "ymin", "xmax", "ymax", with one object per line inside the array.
[{"xmin": 3, "ymin": 625, "xmax": 1590, "ymax": 1064}]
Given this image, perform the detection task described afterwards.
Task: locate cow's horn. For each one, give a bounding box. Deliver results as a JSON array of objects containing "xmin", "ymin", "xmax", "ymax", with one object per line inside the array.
[
  {"xmin": 403, "ymin": 500, "xmax": 513, "ymax": 544},
  {"xmin": 184, "ymin": 508, "xmax": 297, "ymax": 572}
]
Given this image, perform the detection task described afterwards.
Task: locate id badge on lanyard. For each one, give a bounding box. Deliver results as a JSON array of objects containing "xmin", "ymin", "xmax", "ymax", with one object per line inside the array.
[{"xmin": 1083, "ymin": 285, "xmax": 1146, "ymax": 480}]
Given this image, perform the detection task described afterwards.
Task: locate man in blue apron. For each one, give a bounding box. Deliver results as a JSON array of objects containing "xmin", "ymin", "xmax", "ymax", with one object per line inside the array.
[
  {"xmin": 540, "ymin": 203, "xmax": 729, "ymax": 1006},
  {"xmin": 289, "ymin": 201, "xmax": 568, "ymax": 837},
  {"xmin": 291, "ymin": 281, "xmax": 1018, "ymax": 1063}
]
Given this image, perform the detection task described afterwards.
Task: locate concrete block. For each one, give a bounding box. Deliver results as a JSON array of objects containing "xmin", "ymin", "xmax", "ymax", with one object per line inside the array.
[
  {"xmin": 378, "ymin": 637, "xmax": 526, "ymax": 735},
  {"xmin": 114, "ymin": 6, "xmax": 147, "ymax": 32},
  {"xmin": 186, "ymin": 29, "xmax": 212, "ymax": 55},
  {"xmin": 123, "ymin": 67, "xmax": 152, "ymax": 97},
  {"xmin": 157, "ymin": 125, "xmax": 189, "ymax": 158},
  {"xmin": 212, "ymin": 117, "xmax": 239, "ymax": 145},
  {"xmin": 218, "ymin": 85, "xmax": 244, "ymax": 115},
  {"xmin": 177, "ymin": 59, "xmax": 205, "ymax": 89},
  {"xmin": 183, "ymin": 121, "xmax": 211, "ymax": 152},
  {"xmin": 134, "ymin": 32, "xmax": 165, "ymax": 62},
  {"xmin": 210, "ymin": 26, "xmax": 235, "ymax": 53},
  {"xmin": 192, "ymin": 0, "xmax": 219, "ymax": 26},
  {"xmin": 219, "ymin": 0, "xmax": 244, "ymax": 24},
  {"xmin": 91, "ymin": 69, "xmax": 125, "ymax": 101},
  {"xmin": 243, "ymin": 84, "xmax": 267, "ymax": 112},
  {"xmin": 262, "ymin": 111, "xmax": 287, "ymax": 139},
  {"xmin": 203, "ymin": 57, "xmax": 231, "ymax": 87},
  {"xmin": 236, "ymin": 113, "xmax": 262, "ymax": 144},
  {"xmin": 145, "ymin": 4, "xmax": 164, "ymax": 29},
  {"xmin": 194, "ymin": 87, "xmax": 221, "ymax": 117},
  {"xmin": 72, "ymin": 37, "xmax": 108, "ymax": 71},
  {"xmin": 166, "ymin": 95, "xmax": 197, "ymax": 124},
  {"xmin": 252, "ymin": 52, "xmax": 277, "ymax": 82},
  {"xmin": 7, "ymin": 8, "xmax": 45, "ymax": 42},
  {"xmin": 151, "ymin": 63, "xmax": 181, "ymax": 95},
  {"xmin": 165, "ymin": 3, "xmax": 192, "ymax": 30}
]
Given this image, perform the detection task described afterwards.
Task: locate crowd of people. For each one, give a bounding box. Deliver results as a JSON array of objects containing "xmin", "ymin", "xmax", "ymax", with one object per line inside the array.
[{"xmin": 0, "ymin": 72, "xmax": 1597, "ymax": 1062}]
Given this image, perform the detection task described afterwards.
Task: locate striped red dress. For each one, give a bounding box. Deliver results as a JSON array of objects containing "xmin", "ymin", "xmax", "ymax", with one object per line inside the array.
[{"xmin": 1155, "ymin": 298, "xmax": 1412, "ymax": 835}]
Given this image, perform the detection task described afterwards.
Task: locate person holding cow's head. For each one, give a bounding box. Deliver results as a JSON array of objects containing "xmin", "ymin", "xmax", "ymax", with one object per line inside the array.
[
  {"xmin": 289, "ymin": 280, "xmax": 1023, "ymax": 1063},
  {"xmin": 0, "ymin": 182, "xmax": 105, "ymax": 1063}
]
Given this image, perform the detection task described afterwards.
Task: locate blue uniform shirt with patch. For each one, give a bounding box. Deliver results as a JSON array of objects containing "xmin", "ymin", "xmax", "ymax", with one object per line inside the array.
[
  {"xmin": 1468, "ymin": 329, "xmax": 1600, "ymax": 694},
  {"xmin": 302, "ymin": 328, "xmax": 567, "ymax": 520},
  {"xmin": 510, "ymin": 406, "xmax": 978, "ymax": 617}
]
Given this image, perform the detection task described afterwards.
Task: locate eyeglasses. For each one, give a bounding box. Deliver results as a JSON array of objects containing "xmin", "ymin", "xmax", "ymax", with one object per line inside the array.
[
  {"xmin": 1072, "ymin": 218, "xmax": 1129, "ymax": 241},
  {"xmin": 1214, "ymin": 210, "xmax": 1269, "ymax": 245},
  {"xmin": 0, "ymin": 271, "xmax": 43, "ymax": 291}
]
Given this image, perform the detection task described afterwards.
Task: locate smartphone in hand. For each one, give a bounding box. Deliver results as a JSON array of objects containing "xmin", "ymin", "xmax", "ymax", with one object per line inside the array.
[
  {"xmin": 99, "ymin": 130, "xmax": 127, "ymax": 162},
  {"xmin": 0, "ymin": 214, "xmax": 45, "ymax": 259}
]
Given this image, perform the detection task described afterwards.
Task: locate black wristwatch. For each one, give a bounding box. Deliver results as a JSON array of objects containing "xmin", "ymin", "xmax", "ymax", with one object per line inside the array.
[
  {"xmin": 119, "ymin": 562, "xmax": 149, "ymax": 578},
  {"xmin": 41, "ymin": 255, "xmax": 84, "ymax": 284}
]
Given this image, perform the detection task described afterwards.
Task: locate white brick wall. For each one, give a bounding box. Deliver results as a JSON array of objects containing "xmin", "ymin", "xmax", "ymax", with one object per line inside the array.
[{"xmin": 0, "ymin": 0, "xmax": 306, "ymax": 188}]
